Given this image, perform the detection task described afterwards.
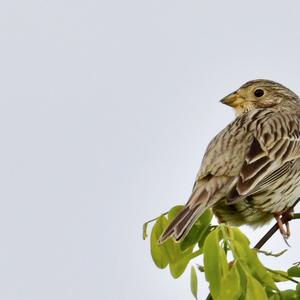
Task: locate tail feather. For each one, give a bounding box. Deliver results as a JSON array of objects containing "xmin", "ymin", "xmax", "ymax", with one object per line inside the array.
[
  {"xmin": 158, "ymin": 176, "xmax": 229, "ymax": 244},
  {"xmin": 158, "ymin": 188, "xmax": 209, "ymax": 243},
  {"xmin": 172, "ymin": 204, "xmax": 206, "ymax": 242}
]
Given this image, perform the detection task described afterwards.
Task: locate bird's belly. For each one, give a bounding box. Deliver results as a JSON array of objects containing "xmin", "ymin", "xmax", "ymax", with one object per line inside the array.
[{"xmin": 213, "ymin": 200, "xmax": 273, "ymax": 227}]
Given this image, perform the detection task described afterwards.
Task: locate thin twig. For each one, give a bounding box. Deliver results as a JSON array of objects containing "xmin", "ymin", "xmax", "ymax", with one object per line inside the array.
[
  {"xmin": 257, "ymin": 249, "xmax": 288, "ymax": 257},
  {"xmin": 142, "ymin": 211, "xmax": 168, "ymax": 240}
]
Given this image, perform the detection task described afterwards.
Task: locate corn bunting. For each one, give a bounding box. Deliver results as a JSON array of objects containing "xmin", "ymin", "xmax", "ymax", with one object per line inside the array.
[{"xmin": 159, "ymin": 79, "xmax": 300, "ymax": 243}]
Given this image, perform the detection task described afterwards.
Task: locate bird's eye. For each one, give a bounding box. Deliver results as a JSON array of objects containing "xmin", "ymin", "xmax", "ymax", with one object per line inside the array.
[{"xmin": 254, "ymin": 89, "xmax": 264, "ymax": 97}]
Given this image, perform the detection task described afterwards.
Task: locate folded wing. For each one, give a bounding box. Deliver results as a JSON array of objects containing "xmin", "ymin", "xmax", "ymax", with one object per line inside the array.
[{"xmin": 228, "ymin": 112, "xmax": 300, "ymax": 202}]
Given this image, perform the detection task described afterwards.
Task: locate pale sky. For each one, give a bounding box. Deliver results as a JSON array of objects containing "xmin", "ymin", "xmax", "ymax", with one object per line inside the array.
[{"xmin": 1, "ymin": 0, "xmax": 300, "ymax": 299}]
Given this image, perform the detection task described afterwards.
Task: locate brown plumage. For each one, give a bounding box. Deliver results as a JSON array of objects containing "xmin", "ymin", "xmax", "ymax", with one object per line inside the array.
[{"xmin": 159, "ymin": 79, "xmax": 300, "ymax": 243}]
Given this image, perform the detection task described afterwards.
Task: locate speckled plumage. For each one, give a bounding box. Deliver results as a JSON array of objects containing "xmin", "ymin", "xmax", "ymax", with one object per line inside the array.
[{"xmin": 159, "ymin": 79, "xmax": 300, "ymax": 243}]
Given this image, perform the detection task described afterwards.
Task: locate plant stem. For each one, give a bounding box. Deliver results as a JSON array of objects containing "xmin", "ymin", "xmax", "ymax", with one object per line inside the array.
[
  {"xmin": 143, "ymin": 212, "xmax": 168, "ymax": 239},
  {"xmin": 258, "ymin": 249, "xmax": 288, "ymax": 257},
  {"xmin": 266, "ymin": 268, "xmax": 299, "ymax": 284},
  {"xmin": 293, "ymin": 213, "xmax": 300, "ymax": 219}
]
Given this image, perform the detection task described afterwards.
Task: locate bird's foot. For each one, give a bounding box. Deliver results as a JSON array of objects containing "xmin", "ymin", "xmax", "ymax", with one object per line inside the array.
[{"xmin": 273, "ymin": 212, "xmax": 292, "ymax": 246}]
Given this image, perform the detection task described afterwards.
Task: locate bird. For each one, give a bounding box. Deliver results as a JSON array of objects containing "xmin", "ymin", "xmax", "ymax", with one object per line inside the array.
[{"xmin": 159, "ymin": 79, "xmax": 300, "ymax": 244}]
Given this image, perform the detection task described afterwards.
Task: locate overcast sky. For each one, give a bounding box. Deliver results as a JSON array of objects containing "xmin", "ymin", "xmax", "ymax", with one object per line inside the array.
[{"xmin": 1, "ymin": 0, "xmax": 300, "ymax": 299}]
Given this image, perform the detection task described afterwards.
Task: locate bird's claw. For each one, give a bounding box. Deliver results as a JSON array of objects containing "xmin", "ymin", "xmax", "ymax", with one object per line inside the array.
[{"xmin": 273, "ymin": 212, "xmax": 291, "ymax": 246}]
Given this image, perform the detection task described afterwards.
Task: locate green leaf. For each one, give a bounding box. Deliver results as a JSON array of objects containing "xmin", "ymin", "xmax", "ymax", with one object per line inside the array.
[
  {"xmin": 150, "ymin": 215, "xmax": 169, "ymax": 268},
  {"xmin": 203, "ymin": 228, "xmax": 228, "ymax": 300},
  {"xmin": 269, "ymin": 293, "xmax": 281, "ymax": 300},
  {"xmin": 169, "ymin": 251, "xmax": 192, "ymax": 278},
  {"xmin": 161, "ymin": 204, "xmax": 204, "ymax": 278},
  {"xmin": 279, "ymin": 289, "xmax": 299, "ymax": 300},
  {"xmin": 247, "ymin": 249, "xmax": 277, "ymax": 289},
  {"xmin": 149, "ymin": 211, "xmax": 192, "ymax": 277},
  {"xmin": 181, "ymin": 224, "xmax": 205, "ymax": 251},
  {"xmin": 268, "ymin": 269, "xmax": 289, "ymax": 282},
  {"xmin": 197, "ymin": 225, "xmax": 213, "ymax": 248},
  {"xmin": 190, "ymin": 266, "xmax": 198, "ymax": 300},
  {"xmin": 220, "ymin": 263, "xmax": 241, "ymax": 300},
  {"xmin": 229, "ymin": 227, "xmax": 276, "ymax": 290},
  {"xmin": 200, "ymin": 208, "xmax": 213, "ymax": 224},
  {"xmin": 230, "ymin": 227, "xmax": 250, "ymax": 249},
  {"xmin": 245, "ymin": 276, "xmax": 268, "ymax": 300},
  {"xmin": 288, "ymin": 266, "xmax": 300, "ymax": 277},
  {"xmin": 296, "ymin": 282, "xmax": 300, "ymax": 297},
  {"xmin": 235, "ymin": 260, "xmax": 248, "ymax": 299},
  {"xmin": 265, "ymin": 286, "xmax": 278, "ymax": 298}
]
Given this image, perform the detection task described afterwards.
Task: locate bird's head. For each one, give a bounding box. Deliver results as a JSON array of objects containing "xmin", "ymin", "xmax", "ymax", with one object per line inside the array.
[{"xmin": 221, "ymin": 79, "xmax": 300, "ymax": 116}]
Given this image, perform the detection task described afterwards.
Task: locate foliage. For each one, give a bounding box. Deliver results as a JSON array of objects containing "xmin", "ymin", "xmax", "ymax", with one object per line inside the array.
[{"xmin": 143, "ymin": 205, "xmax": 300, "ymax": 300}]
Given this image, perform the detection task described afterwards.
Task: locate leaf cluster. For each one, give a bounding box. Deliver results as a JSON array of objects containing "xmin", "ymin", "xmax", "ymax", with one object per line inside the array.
[{"xmin": 144, "ymin": 205, "xmax": 300, "ymax": 300}]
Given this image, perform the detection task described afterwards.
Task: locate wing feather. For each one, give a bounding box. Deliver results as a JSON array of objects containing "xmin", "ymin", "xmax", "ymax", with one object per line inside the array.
[{"xmin": 228, "ymin": 112, "xmax": 300, "ymax": 203}]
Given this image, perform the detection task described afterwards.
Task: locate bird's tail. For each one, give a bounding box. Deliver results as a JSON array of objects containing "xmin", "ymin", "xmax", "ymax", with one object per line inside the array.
[
  {"xmin": 158, "ymin": 187, "xmax": 209, "ymax": 243},
  {"xmin": 158, "ymin": 176, "xmax": 228, "ymax": 243}
]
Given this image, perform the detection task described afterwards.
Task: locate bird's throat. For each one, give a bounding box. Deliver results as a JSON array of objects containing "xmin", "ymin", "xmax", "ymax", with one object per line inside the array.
[{"xmin": 233, "ymin": 103, "xmax": 255, "ymax": 117}]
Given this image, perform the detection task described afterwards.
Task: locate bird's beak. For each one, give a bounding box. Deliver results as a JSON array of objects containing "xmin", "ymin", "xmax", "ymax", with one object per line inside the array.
[{"xmin": 220, "ymin": 92, "xmax": 244, "ymax": 108}]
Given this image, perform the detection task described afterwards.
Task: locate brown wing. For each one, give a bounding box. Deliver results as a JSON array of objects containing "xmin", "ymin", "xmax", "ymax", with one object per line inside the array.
[{"xmin": 227, "ymin": 112, "xmax": 300, "ymax": 202}]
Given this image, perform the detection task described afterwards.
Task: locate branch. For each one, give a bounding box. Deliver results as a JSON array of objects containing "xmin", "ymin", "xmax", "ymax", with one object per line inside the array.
[
  {"xmin": 258, "ymin": 249, "xmax": 288, "ymax": 257},
  {"xmin": 254, "ymin": 199, "xmax": 300, "ymax": 249}
]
